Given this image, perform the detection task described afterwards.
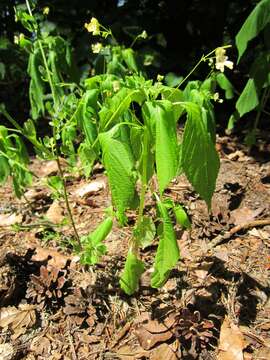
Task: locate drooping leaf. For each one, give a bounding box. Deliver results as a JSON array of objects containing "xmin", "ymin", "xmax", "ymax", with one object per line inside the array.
[
  {"xmin": 99, "ymin": 125, "xmax": 137, "ymax": 225},
  {"xmin": 0, "ymin": 155, "xmax": 10, "ymax": 183},
  {"xmin": 173, "ymin": 204, "xmax": 191, "ymax": 229},
  {"xmin": 236, "ymin": 0, "xmax": 270, "ymax": 61},
  {"xmin": 27, "ymin": 49, "xmax": 45, "ymax": 119},
  {"xmin": 134, "ymin": 216, "xmax": 156, "ymax": 249},
  {"xmin": 181, "ymin": 102, "xmax": 219, "ymax": 208},
  {"xmin": 151, "ymin": 199, "xmax": 180, "ymax": 288},
  {"xmin": 143, "ymin": 100, "xmax": 178, "ymax": 194},
  {"xmin": 122, "ymin": 48, "xmax": 139, "ymax": 73},
  {"xmin": 120, "ymin": 252, "xmax": 145, "ymax": 295},
  {"xmin": 78, "ymin": 142, "xmax": 97, "ymax": 177},
  {"xmin": 160, "ymin": 86, "xmax": 185, "ymax": 122},
  {"xmin": 236, "ymin": 53, "xmax": 270, "ymax": 117},
  {"xmin": 216, "ymin": 73, "xmax": 235, "ymax": 99}
]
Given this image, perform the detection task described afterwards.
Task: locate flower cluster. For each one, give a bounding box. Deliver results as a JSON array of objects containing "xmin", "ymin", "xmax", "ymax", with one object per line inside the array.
[{"xmin": 84, "ymin": 17, "xmax": 100, "ymax": 36}]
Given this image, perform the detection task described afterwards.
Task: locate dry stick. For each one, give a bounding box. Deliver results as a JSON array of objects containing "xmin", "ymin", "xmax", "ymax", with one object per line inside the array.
[{"xmin": 207, "ymin": 218, "xmax": 270, "ymax": 250}]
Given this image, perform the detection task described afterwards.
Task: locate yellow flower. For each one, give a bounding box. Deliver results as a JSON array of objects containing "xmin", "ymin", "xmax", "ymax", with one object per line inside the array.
[
  {"xmin": 140, "ymin": 30, "xmax": 148, "ymax": 39},
  {"xmin": 215, "ymin": 47, "xmax": 233, "ymax": 72},
  {"xmin": 91, "ymin": 42, "xmax": 103, "ymax": 54},
  {"xmin": 157, "ymin": 74, "xmax": 164, "ymax": 82},
  {"xmin": 213, "ymin": 92, "xmax": 223, "ymax": 103},
  {"xmin": 84, "ymin": 17, "xmax": 100, "ymax": 36},
  {"xmin": 43, "ymin": 7, "xmax": 50, "ymax": 15},
  {"xmin": 14, "ymin": 33, "xmax": 24, "ymax": 44}
]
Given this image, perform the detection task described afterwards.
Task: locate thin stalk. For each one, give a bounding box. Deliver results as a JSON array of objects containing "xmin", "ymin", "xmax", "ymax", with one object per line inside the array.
[
  {"xmin": 56, "ymin": 157, "xmax": 82, "ymax": 249},
  {"xmin": 25, "ymin": 0, "xmax": 81, "ymax": 249},
  {"xmin": 0, "ymin": 149, "xmax": 38, "ymax": 178},
  {"xmin": 1, "ymin": 107, "xmax": 24, "ymax": 133}
]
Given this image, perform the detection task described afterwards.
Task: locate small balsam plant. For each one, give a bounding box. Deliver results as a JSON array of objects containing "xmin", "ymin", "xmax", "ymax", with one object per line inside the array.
[{"xmin": 1, "ymin": 4, "xmax": 234, "ymax": 295}]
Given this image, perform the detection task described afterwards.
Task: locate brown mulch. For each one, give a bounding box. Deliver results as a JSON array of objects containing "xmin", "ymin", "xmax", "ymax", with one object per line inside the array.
[{"xmin": 0, "ymin": 135, "xmax": 270, "ymax": 360}]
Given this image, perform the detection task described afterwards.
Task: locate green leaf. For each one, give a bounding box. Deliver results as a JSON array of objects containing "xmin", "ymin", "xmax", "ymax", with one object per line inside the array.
[
  {"xmin": 216, "ymin": 73, "xmax": 234, "ymax": 99},
  {"xmin": 143, "ymin": 100, "xmax": 178, "ymax": 194},
  {"xmin": 122, "ymin": 48, "xmax": 139, "ymax": 73},
  {"xmin": 151, "ymin": 199, "xmax": 180, "ymax": 288},
  {"xmin": 28, "ymin": 50, "xmax": 45, "ymax": 119},
  {"xmin": 78, "ymin": 142, "xmax": 96, "ymax": 177},
  {"xmin": 173, "ymin": 204, "xmax": 191, "ymax": 229},
  {"xmin": 99, "ymin": 87, "xmax": 145, "ymax": 130},
  {"xmin": 160, "ymin": 86, "xmax": 185, "ymax": 123},
  {"xmin": 99, "ymin": 125, "xmax": 137, "ymax": 225},
  {"xmin": 236, "ymin": 54, "xmax": 270, "ymax": 117},
  {"xmin": 181, "ymin": 102, "xmax": 219, "ymax": 208},
  {"xmin": 120, "ymin": 252, "xmax": 145, "ymax": 295},
  {"xmin": 0, "ymin": 155, "xmax": 10, "ymax": 183},
  {"xmin": 134, "ymin": 216, "xmax": 156, "ymax": 249},
  {"xmin": 236, "ymin": 0, "xmax": 270, "ymax": 61}
]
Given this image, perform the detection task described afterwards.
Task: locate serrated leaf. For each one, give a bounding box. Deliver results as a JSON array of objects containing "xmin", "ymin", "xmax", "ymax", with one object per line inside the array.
[
  {"xmin": 120, "ymin": 252, "xmax": 145, "ymax": 295},
  {"xmin": 99, "ymin": 125, "xmax": 137, "ymax": 225},
  {"xmin": 143, "ymin": 100, "xmax": 178, "ymax": 194},
  {"xmin": 151, "ymin": 200, "xmax": 180, "ymax": 288},
  {"xmin": 216, "ymin": 73, "xmax": 234, "ymax": 99},
  {"xmin": 181, "ymin": 102, "xmax": 219, "ymax": 208},
  {"xmin": 236, "ymin": 0, "xmax": 270, "ymax": 61},
  {"xmin": 134, "ymin": 216, "xmax": 156, "ymax": 249}
]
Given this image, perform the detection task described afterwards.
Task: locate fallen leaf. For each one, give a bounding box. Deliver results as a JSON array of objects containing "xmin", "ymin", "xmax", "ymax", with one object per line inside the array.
[
  {"xmin": 134, "ymin": 325, "xmax": 173, "ymax": 350},
  {"xmin": 24, "ymin": 188, "xmax": 48, "ymax": 201},
  {"xmin": 74, "ymin": 179, "xmax": 106, "ymax": 198},
  {"xmin": 116, "ymin": 344, "xmax": 148, "ymax": 360},
  {"xmin": 31, "ymin": 247, "xmax": 72, "ymax": 269},
  {"xmin": 231, "ymin": 207, "xmax": 263, "ymax": 226},
  {"xmin": 150, "ymin": 343, "xmax": 177, "ymax": 360},
  {"xmin": 218, "ymin": 316, "xmax": 246, "ymax": 360},
  {"xmin": 0, "ymin": 213, "xmax": 22, "ymax": 227},
  {"xmin": 255, "ymin": 347, "xmax": 270, "ymax": 360},
  {"xmin": 46, "ymin": 201, "xmax": 64, "ymax": 224},
  {"xmin": 0, "ymin": 304, "xmax": 36, "ymax": 339}
]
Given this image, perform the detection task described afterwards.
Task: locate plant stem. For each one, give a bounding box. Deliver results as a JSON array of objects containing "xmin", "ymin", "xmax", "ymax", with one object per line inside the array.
[{"xmin": 56, "ymin": 157, "xmax": 82, "ymax": 249}]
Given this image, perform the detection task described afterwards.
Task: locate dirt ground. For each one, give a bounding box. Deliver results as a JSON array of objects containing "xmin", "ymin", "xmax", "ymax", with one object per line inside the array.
[{"xmin": 0, "ymin": 134, "xmax": 270, "ymax": 360}]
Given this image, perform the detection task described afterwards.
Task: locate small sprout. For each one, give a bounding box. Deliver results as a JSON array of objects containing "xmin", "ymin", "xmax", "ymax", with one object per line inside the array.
[
  {"xmin": 91, "ymin": 42, "xmax": 103, "ymax": 54},
  {"xmin": 43, "ymin": 7, "xmax": 50, "ymax": 15},
  {"xmin": 84, "ymin": 17, "xmax": 100, "ymax": 36},
  {"xmin": 215, "ymin": 47, "xmax": 233, "ymax": 73}
]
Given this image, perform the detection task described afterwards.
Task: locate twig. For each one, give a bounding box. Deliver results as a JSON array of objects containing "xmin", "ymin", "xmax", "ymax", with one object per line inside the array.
[{"xmin": 208, "ymin": 218, "xmax": 270, "ymax": 250}]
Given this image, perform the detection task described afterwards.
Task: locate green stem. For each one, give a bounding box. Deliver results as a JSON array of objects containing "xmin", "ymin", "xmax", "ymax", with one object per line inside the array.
[
  {"xmin": 56, "ymin": 157, "xmax": 82, "ymax": 250},
  {"xmin": 0, "ymin": 107, "xmax": 24, "ymax": 133},
  {"xmin": 25, "ymin": 0, "xmax": 81, "ymax": 249}
]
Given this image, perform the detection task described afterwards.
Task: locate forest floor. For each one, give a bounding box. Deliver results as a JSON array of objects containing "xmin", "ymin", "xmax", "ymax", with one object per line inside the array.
[{"xmin": 0, "ymin": 134, "xmax": 270, "ymax": 360}]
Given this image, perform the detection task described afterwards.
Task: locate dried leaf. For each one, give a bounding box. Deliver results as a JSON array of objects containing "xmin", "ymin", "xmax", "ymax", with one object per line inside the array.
[
  {"xmin": 218, "ymin": 316, "xmax": 246, "ymax": 360},
  {"xmin": 0, "ymin": 304, "xmax": 36, "ymax": 339},
  {"xmin": 0, "ymin": 344, "xmax": 15, "ymax": 360},
  {"xmin": 134, "ymin": 325, "xmax": 173, "ymax": 350},
  {"xmin": 0, "ymin": 213, "xmax": 22, "ymax": 227},
  {"xmin": 231, "ymin": 206, "xmax": 263, "ymax": 226},
  {"xmin": 31, "ymin": 247, "xmax": 72, "ymax": 269},
  {"xmin": 116, "ymin": 344, "xmax": 148, "ymax": 360},
  {"xmin": 150, "ymin": 343, "xmax": 177, "ymax": 360},
  {"xmin": 46, "ymin": 201, "xmax": 64, "ymax": 224}
]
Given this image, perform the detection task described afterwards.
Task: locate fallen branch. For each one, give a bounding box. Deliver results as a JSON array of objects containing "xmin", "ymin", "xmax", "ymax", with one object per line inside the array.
[{"xmin": 208, "ymin": 218, "xmax": 270, "ymax": 250}]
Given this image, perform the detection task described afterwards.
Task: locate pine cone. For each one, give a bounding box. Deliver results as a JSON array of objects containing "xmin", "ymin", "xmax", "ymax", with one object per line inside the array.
[
  {"xmin": 26, "ymin": 265, "xmax": 68, "ymax": 309},
  {"xmin": 174, "ymin": 309, "xmax": 214, "ymax": 351}
]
